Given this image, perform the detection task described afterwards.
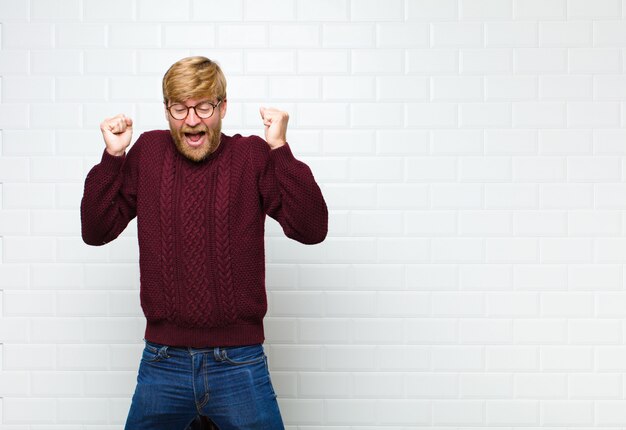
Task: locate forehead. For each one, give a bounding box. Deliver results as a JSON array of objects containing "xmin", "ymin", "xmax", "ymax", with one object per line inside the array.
[{"xmin": 170, "ymin": 97, "xmax": 215, "ymax": 106}]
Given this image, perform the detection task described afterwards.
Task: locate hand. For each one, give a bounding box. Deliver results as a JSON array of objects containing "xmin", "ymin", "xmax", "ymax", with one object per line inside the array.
[
  {"xmin": 100, "ymin": 114, "xmax": 133, "ymax": 157},
  {"xmin": 259, "ymin": 107, "xmax": 288, "ymax": 150}
]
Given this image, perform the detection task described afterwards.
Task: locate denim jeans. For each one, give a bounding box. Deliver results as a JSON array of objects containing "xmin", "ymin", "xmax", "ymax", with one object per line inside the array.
[{"xmin": 124, "ymin": 341, "xmax": 284, "ymax": 430}]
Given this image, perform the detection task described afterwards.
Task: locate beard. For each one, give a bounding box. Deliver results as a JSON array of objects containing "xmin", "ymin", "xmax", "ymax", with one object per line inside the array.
[{"xmin": 170, "ymin": 119, "xmax": 222, "ymax": 162}]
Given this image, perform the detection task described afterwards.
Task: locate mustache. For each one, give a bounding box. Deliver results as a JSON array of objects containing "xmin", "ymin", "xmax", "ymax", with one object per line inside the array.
[{"xmin": 180, "ymin": 126, "xmax": 208, "ymax": 134}]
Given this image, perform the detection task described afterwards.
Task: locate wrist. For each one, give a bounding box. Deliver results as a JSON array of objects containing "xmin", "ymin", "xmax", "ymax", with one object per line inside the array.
[{"xmin": 105, "ymin": 147, "xmax": 126, "ymax": 157}]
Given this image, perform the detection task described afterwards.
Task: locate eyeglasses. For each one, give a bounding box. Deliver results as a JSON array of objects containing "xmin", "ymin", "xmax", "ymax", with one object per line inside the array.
[{"xmin": 167, "ymin": 100, "xmax": 222, "ymax": 120}]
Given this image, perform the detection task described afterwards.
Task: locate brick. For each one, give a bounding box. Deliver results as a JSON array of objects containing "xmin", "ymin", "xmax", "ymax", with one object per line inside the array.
[
  {"xmin": 594, "ymin": 21, "xmax": 626, "ymax": 46},
  {"xmin": 350, "ymin": 211, "xmax": 404, "ymax": 236},
  {"xmin": 164, "ymin": 24, "xmax": 215, "ymax": 47},
  {"xmin": 539, "ymin": 129, "xmax": 591, "ymax": 155},
  {"xmin": 378, "ymin": 238, "xmax": 429, "ymax": 263},
  {"xmin": 569, "ymin": 265, "xmax": 622, "ymax": 291},
  {"xmin": 246, "ymin": 51, "xmax": 294, "ymax": 74},
  {"xmin": 109, "ymin": 77, "xmax": 162, "ymax": 101},
  {"xmin": 432, "ymin": 346, "xmax": 483, "ymax": 370},
  {"xmin": 487, "ymin": 238, "xmax": 538, "ymax": 263},
  {"xmin": 569, "ymin": 0, "xmax": 621, "ymax": 17},
  {"xmin": 270, "ymin": 77, "xmax": 319, "ymax": 100},
  {"xmin": 432, "ymin": 22, "xmax": 484, "ymax": 47},
  {"xmin": 514, "ymin": 0, "xmax": 565, "ymax": 18},
  {"xmin": 31, "ymin": 0, "xmax": 80, "ymax": 21},
  {"xmin": 408, "ymin": 49, "xmax": 459, "ymax": 74},
  {"xmin": 513, "ymin": 102, "xmax": 566, "ymax": 127},
  {"xmin": 269, "ymin": 24, "xmax": 319, "ymax": 47},
  {"xmin": 486, "ymin": 76, "xmax": 537, "ymax": 100},
  {"xmin": 514, "ymin": 265, "xmax": 567, "ymax": 290},
  {"xmin": 325, "ymin": 400, "xmax": 376, "ymax": 424},
  {"xmin": 433, "ymin": 76, "xmax": 483, "ymax": 101},
  {"xmin": 486, "ymin": 22, "xmax": 537, "ymax": 47},
  {"xmin": 296, "ymin": 0, "xmax": 347, "ymax": 20},
  {"xmin": 3, "ymin": 23, "xmax": 53, "ymax": 48},
  {"xmin": 407, "ymin": 0, "xmax": 458, "ymax": 20},
  {"xmin": 461, "ymin": 103, "xmax": 512, "ymax": 128},
  {"xmin": 460, "ymin": 319, "xmax": 512, "ymax": 343},
  {"xmin": 541, "ymin": 346, "xmax": 593, "ymax": 371},
  {"xmin": 322, "ymin": 24, "xmax": 374, "ymax": 47},
  {"xmin": 297, "ymin": 103, "xmax": 348, "ymax": 127},
  {"xmin": 485, "ymin": 184, "xmax": 537, "ymax": 209},
  {"xmin": 406, "ymin": 210, "xmax": 456, "ymax": 236},
  {"xmin": 460, "ymin": 157, "xmax": 512, "ymax": 182},
  {"xmin": 0, "ymin": 104, "xmax": 29, "ymax": 129},
  {"xmin": 568, "ymin": 102, "xmax": 620, "ymax": 127},
  {"xmin": 2, "ymin": 77, "xmax": 54, "ymax": 102},
  {"xmin": 191, "ymin": 0, "xmax": 242, "ymax": 20},
  {"xmin": 432, "ymin": 238, "xmax": 484, "ymax": 263},
  {"xmin": 432, "ymin": 183, "xmax": 483, "ymax": 209},
  {"xmin": 351, "ymin": 49, "xmax": 404, "ymax": 74},
  {"xmin": 462, "ymin": 48, "xmax": 513, "ymax": 75},
  {"xmin": 540, "ymin": 184, "xmax": 593, "ymax": 209},
  {"xmin": 540, "ymin": 21, "xmax": 592, "ymax": 47},
  {"xmin": 377, "ymin": 400, "xmax": 431, "ymax": 425},
  {"xmin": 462, "ymin": 374, "xmax": 513, "ymax": 398},
  {"xmin": 514, "ymin": 320, "xmax": 567, "ymax": 344},
  {"xmin": 569, "ymin": 320, "xmax": 621, "ymax": 344},
  {"xmin": 323, "ymin": 76, "xmax": 374, "ymax": 100},
  {"xmin": 109, "ymin": 24, "xmax": 161, "ymax": 48},
  {"xmin": 56, "ymin": 24, "xmax": 106, "ymax": 48},
  {"xmin": 406, "ymin": 156, "xmax": 459, "ymax": 181},
  {"xmin": 513, "ymin": 156, "xmax": 566, "ymax": 182},
  {"xmin": 298, "ymin": 319, "xmax": 350, "ymax": 344},
  {"xmin": 322, "ymin": 130, "xmax": 374, "ymax": 155},
  {"xmin": 541, "ymin": 401, "xmax": 594, "ymax": 426},
  {"xmin": 3, "ymin": 398, "xmax": 56, "ymax": 423},
  {"xmin": 514, "ymin": 211, "xmax": 567, "ymax": 236},
  {"xmin": 351, "ymin": 0, "xmax": 404, "ymax": 21},
  {"xmin": 406, "ymin": 373, "xmax": 457, "ymax": 397},
  {"xmin": 137, "ymin": 0, "xmax": 190, "ymax": 21},
  {"xmin": 58, "ymin": 399, "xmax": 109, "ymax": 423},
  {"xmin": 486, "ymin": 346, "xmax": 538, "ymax": 371},
  {"xmin": 460, "ymin": 265, "xmax": 512, "ymax": 291},
  {"xmin": 30, "ymin": 103, "xmax": 81, "ymax": 129},
  {"xmin": 540, "ymin": 75, "xmax": 592, "ymax": 99},
  {"xmin": 242, "ymin": 0, "xmax": 294, "ymax": 20},
  {"xmin": 485, "ymin": 129, "xmax": 537, "ymax": 155},
  {"xmin": 407, "ymin": 103, "xmax": 458, "ymax": 128},
  {"xmin": 541, "ymin": 238, "xmax": 593, "ymax": 263},
  {"xmin": 515, "ymin": 48, "xmax": 568, "ymax": 73},
  {"xmin": 351, "ymin": 103, "xmax": 403, "ymax": 127},
  {"xmin": 432, "ymin": 400, "xmax": 484, "ymax": 425},
  {"xmin": 569, "ymin": 48, "xmax": 621, "ymax": 73},
  {"xmin": 4, "ymin": 237, "xmax": 55, "ymax": 263},
  {"xmin": 459, "ymin": 211, "xmax": 512, "ymax": 236}
]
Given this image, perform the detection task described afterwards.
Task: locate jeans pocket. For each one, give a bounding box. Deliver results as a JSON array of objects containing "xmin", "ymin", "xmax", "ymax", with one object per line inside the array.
[
  {"xmin": 142, "ymin": 340, "xmax": 170, "ymax": 363},
  {"xmin": 221, "ymin": 345, "xmax": 265, "ymax": 366}
]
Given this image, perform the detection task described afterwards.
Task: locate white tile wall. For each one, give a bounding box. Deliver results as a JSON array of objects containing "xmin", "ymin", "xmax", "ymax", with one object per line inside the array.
[{"xmin": 2, "ymin": 0, "xmax": 626, "ymax": 428}]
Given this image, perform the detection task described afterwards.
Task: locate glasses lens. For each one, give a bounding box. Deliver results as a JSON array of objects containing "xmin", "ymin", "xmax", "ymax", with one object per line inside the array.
[
  {"xmin": 195, "ymin": 103, "xmax": 214, "ymax": 119},
  {"xmin": 169, "ymin": 104, "xmax": 188, "ymax": 120}
]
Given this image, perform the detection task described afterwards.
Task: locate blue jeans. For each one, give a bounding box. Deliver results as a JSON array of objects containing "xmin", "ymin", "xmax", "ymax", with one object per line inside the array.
[{"xmin": 124, "ymin": 341, "xmax": 284, "ymax": 430}]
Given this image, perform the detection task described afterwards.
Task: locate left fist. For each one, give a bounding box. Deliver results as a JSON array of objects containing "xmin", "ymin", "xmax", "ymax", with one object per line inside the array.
[{"xmin": 260, "ymin": 107, "xmax": 289, "ymax": 150}]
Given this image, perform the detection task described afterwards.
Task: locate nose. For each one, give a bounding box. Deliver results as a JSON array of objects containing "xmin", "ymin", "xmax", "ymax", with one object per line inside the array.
[{"xmin": 185, "ymin": 107, "xmax": 201, "ymax": 126}]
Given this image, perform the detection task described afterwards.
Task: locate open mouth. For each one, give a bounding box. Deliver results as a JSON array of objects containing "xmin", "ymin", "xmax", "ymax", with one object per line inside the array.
[{"xmin": 183, "ymin": 131, "xmax": 206, "ymax": 147}]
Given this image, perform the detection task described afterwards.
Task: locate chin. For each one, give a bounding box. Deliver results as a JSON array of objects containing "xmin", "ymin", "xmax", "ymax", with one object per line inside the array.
[{"xmin": 172, "ymin": 126, "xmax": 221, "ymax": 162}]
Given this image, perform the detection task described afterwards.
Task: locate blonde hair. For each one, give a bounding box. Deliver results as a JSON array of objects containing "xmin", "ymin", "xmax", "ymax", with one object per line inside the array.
[{"xmin": 162, "ymin": 56, "xmax": 227, "ymax": 104}]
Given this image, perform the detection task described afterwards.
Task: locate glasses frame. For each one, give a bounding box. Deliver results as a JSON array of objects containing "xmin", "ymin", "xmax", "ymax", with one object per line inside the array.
[{"xmin": 166, "ymin": 99, "xmax": 223, "ymax": 121}]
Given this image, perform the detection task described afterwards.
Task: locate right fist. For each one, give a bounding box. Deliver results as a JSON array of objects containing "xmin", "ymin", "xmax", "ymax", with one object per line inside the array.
[{"xmin": 100, "ymin": 114, "xmax": 133, "ymax": 157}]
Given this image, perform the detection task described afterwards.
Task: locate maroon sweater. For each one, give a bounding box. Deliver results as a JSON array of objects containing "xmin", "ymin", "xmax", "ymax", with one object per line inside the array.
[{"xmin": 81, "ymin": 130, "xmax": 328, "ymax": 347}]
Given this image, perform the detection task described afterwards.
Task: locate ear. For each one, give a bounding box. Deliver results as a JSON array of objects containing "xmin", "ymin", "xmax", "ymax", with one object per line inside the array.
[
  {"xmin": 163, "ymin": 102, "xmax": 170, "ymax": 122},
  {"xmin": 219, "ymin": 99, "xmax": 227, "ymax": 119}
]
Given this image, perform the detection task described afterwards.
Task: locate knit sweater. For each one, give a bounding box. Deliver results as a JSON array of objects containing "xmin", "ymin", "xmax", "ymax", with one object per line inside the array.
[{"xmin": 81, "ymin": 130, "xmax": 328, "ymax": 347}]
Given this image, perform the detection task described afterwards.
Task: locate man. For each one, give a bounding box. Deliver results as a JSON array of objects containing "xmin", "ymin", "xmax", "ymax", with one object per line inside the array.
[{"xmin": 81, "ymin": 56, "xmax": 328, "ymax": 429}]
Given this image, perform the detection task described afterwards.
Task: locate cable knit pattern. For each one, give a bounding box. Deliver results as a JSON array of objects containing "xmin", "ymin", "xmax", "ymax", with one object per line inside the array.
[
  {"xmin": 159, "ymin": 145, "xmax": 177, "ymax": 321},
  {"xmin": 81, "ymin": 131, "xmax": 328, "ymax": 347},
  {"xmin": 215, "ymin": 149, "xmax": 236, "ymax": 326}
]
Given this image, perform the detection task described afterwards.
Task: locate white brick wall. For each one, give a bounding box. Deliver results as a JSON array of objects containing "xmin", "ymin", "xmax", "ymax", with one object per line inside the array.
[{"xmin": 2, "ymin": 0, "xmax": 626, "ymax": 428}]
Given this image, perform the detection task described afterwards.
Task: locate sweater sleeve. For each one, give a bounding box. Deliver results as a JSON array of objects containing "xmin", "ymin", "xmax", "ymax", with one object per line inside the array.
[
  {"xmin": 254, "ymin": 138, "xmax": 328, "ymax": 244},
  {"xmin": 80, "ymin": 141, "xmax": 139, "ymax": 246}
]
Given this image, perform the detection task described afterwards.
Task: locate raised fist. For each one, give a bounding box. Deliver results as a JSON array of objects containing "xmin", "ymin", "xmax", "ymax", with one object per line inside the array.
[{"xmin": 100, "ymin": 114, "xmax": 133, "ymax": 157}]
